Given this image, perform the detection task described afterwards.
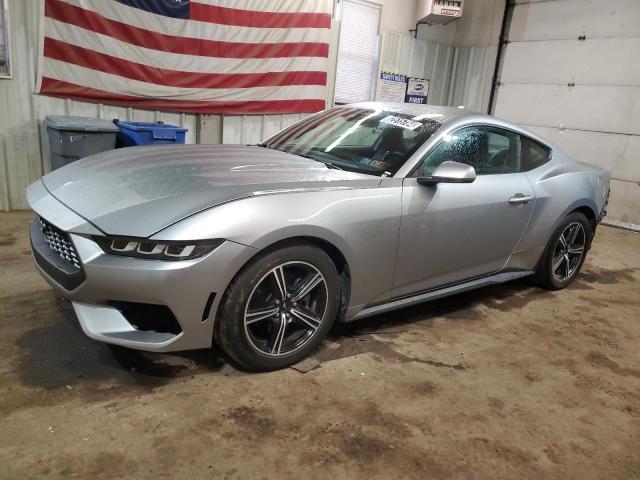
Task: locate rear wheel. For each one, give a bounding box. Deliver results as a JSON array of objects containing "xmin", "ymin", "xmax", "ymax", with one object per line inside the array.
[
  {"xmin": 533, "ymin": 212, "xmax": 591, "ymax": 290},
  {"xmin": 216, "ymin": 243, "xmax": 340, "ymax": 371}
]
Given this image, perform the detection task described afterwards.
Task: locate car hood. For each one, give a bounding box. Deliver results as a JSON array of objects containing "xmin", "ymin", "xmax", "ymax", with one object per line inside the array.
[{"xmin": 41, "ymin": 144, "xmax": 377, "ymax": 237}]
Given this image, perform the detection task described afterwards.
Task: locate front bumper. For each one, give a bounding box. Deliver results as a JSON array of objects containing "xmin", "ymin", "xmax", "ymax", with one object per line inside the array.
[{"xmin": 28, "ymin": 182, "xmax": 257, "ymax": 352}]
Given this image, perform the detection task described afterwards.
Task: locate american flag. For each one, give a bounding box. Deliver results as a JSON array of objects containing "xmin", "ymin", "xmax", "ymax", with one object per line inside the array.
[{"xmin": 36, "ymin": 0, "xmax": 332, "ymax": 114}]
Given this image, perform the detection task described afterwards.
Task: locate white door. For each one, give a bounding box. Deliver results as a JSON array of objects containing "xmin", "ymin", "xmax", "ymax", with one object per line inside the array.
[{"xmin": 492, "ymin": 0, "xmax": 640, "ymax": 224}]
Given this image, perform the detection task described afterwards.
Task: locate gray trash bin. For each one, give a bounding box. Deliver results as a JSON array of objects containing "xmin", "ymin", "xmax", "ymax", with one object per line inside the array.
[{"xmin": 45, "ymin": 115, "xmax": 119, "ymax": 171}]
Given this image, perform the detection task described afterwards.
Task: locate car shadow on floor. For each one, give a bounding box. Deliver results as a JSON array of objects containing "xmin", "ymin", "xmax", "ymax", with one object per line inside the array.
[
  {"xmin": 12, "ymin": 294, "xmax": 232, "ymax": 392},
  {"xmin": 12, "ymin": 278, "xmax": 552, "ymax": 390},
  {"xmin": 309, "ymin": 278, "xmax": 552, "ymax": 369}
]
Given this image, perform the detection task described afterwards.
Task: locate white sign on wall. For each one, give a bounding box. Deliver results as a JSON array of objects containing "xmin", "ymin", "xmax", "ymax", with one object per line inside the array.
[
  {"xmin": 376, "ymin": 72, "xmax": 430, "ymax": 105},
  {"xmin": 376, "ymin": 72, "xmax": 407, "ymax": 103}
]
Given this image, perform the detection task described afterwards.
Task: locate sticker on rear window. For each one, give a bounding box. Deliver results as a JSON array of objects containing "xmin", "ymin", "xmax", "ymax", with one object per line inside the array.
[{"xmin": 380, "ymin": 115, "xmax": 422, "ymax": 131}]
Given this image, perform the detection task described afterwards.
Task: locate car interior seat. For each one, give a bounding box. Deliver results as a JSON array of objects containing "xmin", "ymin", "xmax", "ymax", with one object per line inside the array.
[
  {"xmin": 373, "ymin": 127, "xmax": 406, "ymax": 161},
  {"xmin": 488, "ymin": 141, "xmax": 517, "ymax": 173}
]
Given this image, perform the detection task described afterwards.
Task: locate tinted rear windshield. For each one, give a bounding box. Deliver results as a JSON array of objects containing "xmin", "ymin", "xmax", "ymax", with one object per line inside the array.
[{"xmin": 262, "ymin": 107, "xmax": 442, "ymax": 176}]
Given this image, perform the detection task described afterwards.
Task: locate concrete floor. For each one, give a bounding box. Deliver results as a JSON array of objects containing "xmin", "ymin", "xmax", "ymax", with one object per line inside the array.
[{"xmin": 1, "ymin": 210, "xmax": 639, "ymax": 479}]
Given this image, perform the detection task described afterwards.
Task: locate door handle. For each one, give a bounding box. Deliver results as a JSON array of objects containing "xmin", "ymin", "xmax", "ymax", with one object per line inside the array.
[{"xmin": 508, "ymin": 193, "xmax": 533, "ymax": 205}]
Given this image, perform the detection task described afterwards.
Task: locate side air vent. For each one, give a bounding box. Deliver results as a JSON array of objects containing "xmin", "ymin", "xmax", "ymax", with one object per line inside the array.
[{"xmin": 108, "ymin": 301, "xmax": 182, "ymax": 335}]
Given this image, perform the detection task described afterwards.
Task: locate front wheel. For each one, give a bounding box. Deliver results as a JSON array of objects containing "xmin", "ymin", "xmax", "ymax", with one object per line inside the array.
[
  {"xmin": 532, "ymin": 212, "xmax": 592, "ymax": 290},
  {"xmin": 216, "ymin": 243, "xmax": 340, "ymax": 371}
]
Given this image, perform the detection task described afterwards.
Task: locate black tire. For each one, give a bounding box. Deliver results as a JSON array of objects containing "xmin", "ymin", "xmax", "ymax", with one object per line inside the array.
[
  {"xmin": 532, "ymin": 211, "xmax": 592, "ymax": 290},
  {"xmin": 215, "ymin": 243, "xmax": 340, "ymax": 371}
]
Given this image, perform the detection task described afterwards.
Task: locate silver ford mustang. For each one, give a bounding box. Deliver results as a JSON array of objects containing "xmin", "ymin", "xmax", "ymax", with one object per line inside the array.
[{"xmin": 27, "ymin": 102, "xmax": 610, "ymax": 371}]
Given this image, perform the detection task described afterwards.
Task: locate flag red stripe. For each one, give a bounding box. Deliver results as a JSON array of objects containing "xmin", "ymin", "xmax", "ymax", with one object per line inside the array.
[
  {"xmin": 45, "ymin": 0, "xmax": 329, "ymax": 59},
  {"xmin": 44, "ymin": 38, "xmax": 327, "ymax": 89},
  {"xmin": 190, "ymin": 3, "xmax": 331, "ymax": 29},
  {"xmin": 39, "ymin": 77, "xmax": 326, "ymax": 114}
]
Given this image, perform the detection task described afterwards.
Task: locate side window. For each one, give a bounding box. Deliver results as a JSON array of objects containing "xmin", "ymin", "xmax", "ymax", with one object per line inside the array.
[
  {"xmin": 520, "ymin": 136, "xmax": 551, "ymax": 171},
  {"xmin": 413, "ymin": 126, "xmax": 520, "ymax": 177}
]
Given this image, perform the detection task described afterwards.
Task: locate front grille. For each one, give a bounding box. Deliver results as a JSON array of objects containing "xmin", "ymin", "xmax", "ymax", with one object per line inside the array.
[
  {"xmin": 30, "ymin": 217, "xmax": 86, "ymax": 290},
  {"xmin": 39, "ymin": 217, "xmax": 81, "ymax": 269}
]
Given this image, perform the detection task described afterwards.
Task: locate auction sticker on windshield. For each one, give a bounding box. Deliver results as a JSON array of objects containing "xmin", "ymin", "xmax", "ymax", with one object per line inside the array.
[{"xmin": 380, "ymin": 115, "xmax": 422, "ymax": 131}]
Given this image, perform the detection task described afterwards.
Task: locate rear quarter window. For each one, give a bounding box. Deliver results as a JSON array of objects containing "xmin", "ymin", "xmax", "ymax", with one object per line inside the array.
[{"xmin": 520, "ymin": 136, "xmax": 551, "ymax": 171}]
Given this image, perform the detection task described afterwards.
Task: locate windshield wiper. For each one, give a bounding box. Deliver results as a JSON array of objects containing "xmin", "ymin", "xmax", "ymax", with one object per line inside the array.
[
  {"xmin": 320, "ymin": 160, "xmax": 344, "ymax": 170},
  {"xmin": 298, "ymin": 154, "xmax": 344, "ymax": 170}
]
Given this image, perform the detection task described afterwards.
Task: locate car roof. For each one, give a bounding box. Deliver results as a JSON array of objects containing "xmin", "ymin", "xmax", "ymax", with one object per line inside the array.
[{"xmin": 341, "ymin": 101, "xmax": 554, "ymax": 151}]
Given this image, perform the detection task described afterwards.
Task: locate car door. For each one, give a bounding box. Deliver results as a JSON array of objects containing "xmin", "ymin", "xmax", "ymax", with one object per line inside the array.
[{"xmin": 392, "ymin": 125, "xmax": 535, "ymax": 298}]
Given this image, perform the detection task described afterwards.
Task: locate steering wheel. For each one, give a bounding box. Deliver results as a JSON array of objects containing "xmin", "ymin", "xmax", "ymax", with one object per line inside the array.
[{"xmin": 380, "ymin": 150, "xmax": 406, "ymax": 170}]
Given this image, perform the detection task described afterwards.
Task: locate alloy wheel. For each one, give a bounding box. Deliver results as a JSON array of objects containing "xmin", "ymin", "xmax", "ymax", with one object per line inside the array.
[
  {"xmin": 551, "ymin": 222, "xmax": 586, "ymax": 282},
  {"xmin": 243, "ymin": 261, "xmax": 328, "ymax": 356}
]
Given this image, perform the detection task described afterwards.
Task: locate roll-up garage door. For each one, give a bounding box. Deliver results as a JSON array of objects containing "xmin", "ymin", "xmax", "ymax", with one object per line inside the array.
[
  {"xmin": 0, "ymin": 0, "xmax": 6, "ymax": 69},
  {"xmin": 491, "ymin": 0, "xmax": 640, "ymax": 226}
]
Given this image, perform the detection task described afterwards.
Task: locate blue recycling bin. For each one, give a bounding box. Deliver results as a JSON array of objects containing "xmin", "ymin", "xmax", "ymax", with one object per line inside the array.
[{"xmin": 116, "ymin": 121, "xmax": 188, "ymax": 147}]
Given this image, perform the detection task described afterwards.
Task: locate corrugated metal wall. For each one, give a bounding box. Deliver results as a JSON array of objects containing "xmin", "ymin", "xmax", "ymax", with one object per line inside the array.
[
  {"xmin": 380, "ymin": 31, "xmax": 497, "ymax": 113},
  {"xmin": 447, "ymin": 45, "xmax": 497, "ymax": 112},
  {"xmin": 379, "ymin": 31, "xmax": 455, "ymax": 107},
  {"xmin": 0, "ymin": 0, "xmax": 196, "ymax": 211}
]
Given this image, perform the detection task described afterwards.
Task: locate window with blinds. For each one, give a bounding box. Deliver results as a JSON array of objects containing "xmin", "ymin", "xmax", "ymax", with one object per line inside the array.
[
  {"xmin": 0, "ymin": 0, "xmax": 9, "ymax": 77},
  {"xmin": 334, "ymin": 0, "xmax": 380, "ymax": 104}
]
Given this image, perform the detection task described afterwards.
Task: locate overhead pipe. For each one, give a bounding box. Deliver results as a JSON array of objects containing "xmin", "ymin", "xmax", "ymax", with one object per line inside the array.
[{"xmin": 487, "ymin": 0, "xmax": 514, "ymax": 115}]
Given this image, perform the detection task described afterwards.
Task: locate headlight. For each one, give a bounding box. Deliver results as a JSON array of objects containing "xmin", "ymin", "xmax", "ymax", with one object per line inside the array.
[{"xmin": 94, "ymin": 237, "xmax": 223, "ymax": 261}]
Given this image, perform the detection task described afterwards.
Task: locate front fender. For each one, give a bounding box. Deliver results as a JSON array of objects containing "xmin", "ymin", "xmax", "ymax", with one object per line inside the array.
[{"xmin": 152, "ymin": 187, "xmax": 403, "ymax": 309}]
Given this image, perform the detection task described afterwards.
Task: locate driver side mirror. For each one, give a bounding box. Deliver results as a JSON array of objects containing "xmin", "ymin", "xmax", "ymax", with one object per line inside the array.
[{"xmin": 417, "ymin": 161, "xmax": 476, "ymax": 186}]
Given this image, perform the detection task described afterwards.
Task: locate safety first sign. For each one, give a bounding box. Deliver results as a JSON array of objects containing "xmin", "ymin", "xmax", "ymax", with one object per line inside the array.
[{"xmin": 405, "ymin": 77, "xmax": 429, "ymax": 105}]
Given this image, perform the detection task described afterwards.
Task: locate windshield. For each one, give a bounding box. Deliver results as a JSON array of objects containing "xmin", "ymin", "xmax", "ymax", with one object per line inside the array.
[{"xmin": 261, "ymin": 107, "xmax": 442, "ymax": 176}]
